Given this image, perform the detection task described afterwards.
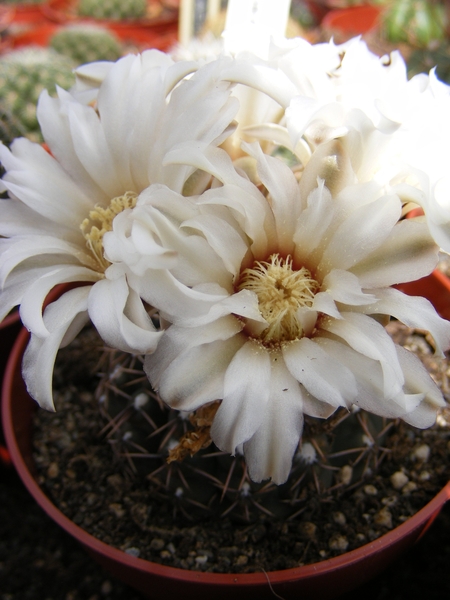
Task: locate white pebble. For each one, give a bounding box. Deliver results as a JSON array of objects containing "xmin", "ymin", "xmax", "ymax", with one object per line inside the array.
[
  {"xmin": 411, "ymin": 444, "xmax": 430, "ymax": 463},
  {"xmin": 125, "ymin": 547, "xmax": 140, "ymax": 557},
  {"xmin": 364, "ymin": 484, "xmax": 378, "ymax": 496},
  {"xmin": 333, "ymin": 512, "xmax": 346, "ymax": 526},
  {"xmin": 329, "ymin": 535, "xmax": 349, "ymax": 551},
  {"xmin": 339, "ymin": 465, "xmax": 353, "ymax": 485},
  {"xmin": 195, "ymin": 555, "xmax": 208, "ymax": 565},
  {"xmin": 374, "ymin": 507, "xmax": 392, "ymax": 528},
  {"xmin": 390, "ymin": 471, "xmax": 409, "ymax": 490},
  {"xmin": 402, "ymin": 481, "xmax": 418, "ymax": 494}
]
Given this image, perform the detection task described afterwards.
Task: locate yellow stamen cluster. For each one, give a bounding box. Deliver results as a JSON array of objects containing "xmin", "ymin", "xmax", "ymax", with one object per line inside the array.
[
  {"xmin": 238, "ymin": 254, "xmax": 319, "ymax": 344},
  {"xmin": 80, "ymin": 191, "xmax": 137, "ymax": 272}
]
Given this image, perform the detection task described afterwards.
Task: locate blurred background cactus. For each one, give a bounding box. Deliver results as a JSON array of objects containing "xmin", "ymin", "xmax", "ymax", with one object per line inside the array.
[
  {"xmin": 0, "ymin": 104, "xmax": 26, "ymax": 147},
  {"xmin": 382, "ymin": 0, "xmax": 447, "ymax": 49},
  {"xmin": 77, "ymin": 0, "xmax": 149, "ymax": 21},
  {"xmin": 50, "ymin": 24, "xmax": 123, "ymax": 64},
  {"xmin": 0, "ymin": 47, "xmax": 75, "ymax": 144}
]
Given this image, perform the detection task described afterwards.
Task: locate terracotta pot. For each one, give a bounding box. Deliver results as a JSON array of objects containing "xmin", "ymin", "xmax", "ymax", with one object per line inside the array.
[
  {"xmin": 321, "ymin": 5, "xmax": 383, "ymax": 37},
  {"xmin": 10, "ymin": 23, "xmax": 58, "ymax": 47},
  {"xmin": 2, "ymin": 271, "xmax": 450, "ymax": 600},
  {"xmin": 11, "ymin": 2, "xmax": 50, "ymax": 25},
  {"xmin": 0, "ymin": 309, "xmax": 21, "ymax": 467}
]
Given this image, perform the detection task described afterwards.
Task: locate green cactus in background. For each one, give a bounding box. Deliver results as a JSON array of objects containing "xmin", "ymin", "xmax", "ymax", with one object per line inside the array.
[
  {"xmin": 382, "ymin": 0, "xmax": 447, "ymax": 49},
  {"xmin": 0, "ymin": 48, "xmax": 75, "ymax": 143},
  {"xmin": 50, "ymin": 24, "xmax": 123, "ymax": 65},
  {"xmin": 3, "ymin": 0, "xmax": 46, "ymax": 4},
  {"xmin": 77, "ymin": 0, "xmax": 148, "ymax": 21},
  {"xmin": 0, "ymin": 104, "xmax": 26, "ymax": 147}
]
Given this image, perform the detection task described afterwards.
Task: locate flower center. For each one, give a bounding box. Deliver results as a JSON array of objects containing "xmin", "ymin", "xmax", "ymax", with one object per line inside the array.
[
  {"xmin": 238, "ymin": 254, "xmax": 319, "ymax": 343},
  {"xmin": 80, "ymin": 191, "xmax": 137, "ymax": 272}
]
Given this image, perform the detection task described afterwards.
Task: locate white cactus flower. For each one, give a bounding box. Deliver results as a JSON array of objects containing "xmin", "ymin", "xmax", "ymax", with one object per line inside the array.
[
  {"xmin": 106, "ymin": 141, "xmax": 450, "ymax": 484},
  {"xmin": 0, "ymin": 51, "xmax": 239, "ymax": 410}
]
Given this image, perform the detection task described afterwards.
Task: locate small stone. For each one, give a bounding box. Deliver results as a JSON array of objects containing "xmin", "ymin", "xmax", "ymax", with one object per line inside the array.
[
  {"xmin": 109, "ymin": 503, "xmax": 126, "ymax": 518},
  {"xmin": 381, "ymin": 496, "xmax": 398, "ymax": 508},
  {"xmin": 418, "ymin": 470, "xmax": 431, "ymax": 482},
  {"xmin": 402, "ymin": 481, "xmax": 418, "ymax": 494},
  {"xmin": 411, "ymin": 444, "xmax": 430, "ymax": 463},
  {"xmin": 47, "ymin": 462, "xmax": 59, "ymax": 479},
  {"xmin": 150, "ymin": 538, "xmax": 165, "ymax": 551},
  {"xmin": 235, "ymin": 555, "xmax": 248, "ymax": 566},
  {"xmin": 195, "ymin": 555, "xmax": 208, "ymax": 565},
  {"xmin": 166, "ymin": 542, "xmax": 176, "ymax": 554},
  {"xmin": 329, "ymin": 535, "xmax": 349, "ymax": 552},
  {"xmin": 100, "ymin": 580, "xmax": 113, "ymax": 595},
  {"xmin": 390, "ymin": 471, "xmax": 409, "ymax": 490},
  {"xmin": 339, "ymin": 465, "xmax": 353, "ymax": 485},
  {"xmin": 333, "ymin": 512, "xmax": 346, "ymax": 526},
  {"xmin": 298, "ymin": 521, "xmax": 317, "ymax": 540},
  {"xmin": 374, "ymin": 507, "xmax": 392, "ymax": 528},
  {"xmin": 124, "ymin": 547, "xmax": 140, "ymax": 557},
  {"xmin": 364, "ymin": 484, "xmax": 378, "ymax": 496},
  {"xmin": 160, "ymin": 550, "xmax": 172, "ymax": 559},
  {"xmin": 106, "ymin": 474, "xmax": 123, "ymax": 490}
]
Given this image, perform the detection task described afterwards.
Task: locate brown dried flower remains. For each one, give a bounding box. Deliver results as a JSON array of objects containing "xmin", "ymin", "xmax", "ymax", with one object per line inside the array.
[{"xmin": 167, "ymin": 401, "xmax": 220, "ymax": 463}]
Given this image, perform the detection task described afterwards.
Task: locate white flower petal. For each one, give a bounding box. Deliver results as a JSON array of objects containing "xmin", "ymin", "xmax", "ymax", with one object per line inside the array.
[
  {"xmin": 351, "ymin": 219, "xmax": 438, "ymax": 287},
  {"xmin": 322, "ymin": 269, "xmax": 376, "ymax": 306},
  {"xmin": 182, "ymin": 213, "xmax": 248, "ymax": 279},
  {"xmin": 317, "ymin": 194, "xmax": 401, "ymax": 276},
  {"xmin": 283, "ymin": 337, "xmax": 357, "ymax": 408},
  {"xmin": 88, "ymin": 278, "xmax": 161, "ymax": 354},
  {"xmin": 22, "ymin": 287, "xmax": 90, "ymax": 410},
  {"xmin": 321, "ymin": 312, "xmax": 404, "ymax": 399},
  {"xmin": 243, "ymin": 352, "xmax": 304, "ymax": 484},
  {"xmin": 144, "ymin": 316, "xmax": 244, "ymax": 389},
  {"xmin": 211, "ymin": 340, "xmax": 271, "ymax": 454},
  {"xmin": 155, "ymin": 335, "xmax": 245, "ymax": 412},
  {"xmin": 20, "ymin": 266, "xmax": 100, "ymax": 338},
  {"xmin": 360, "ymin": 287, "xmax": 450, "ymax": 356}
]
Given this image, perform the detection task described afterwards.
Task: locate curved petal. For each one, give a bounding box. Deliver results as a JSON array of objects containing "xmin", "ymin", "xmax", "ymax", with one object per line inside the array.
[
  {"xmin": 282, "ymin": 336, "xmax": 357, "ymax": 408},
  {"xmin": 88, "ymin": 277, "xmax": 162, "ymax": 354},
  {"xmin": 20, "ymin": 266, "xmax": 100, "ymax": 338},
  {"xmin": 22, "ymin": 286, "xmax": 91, "ymax": 410},
  {"xmin": 320, "ymin": 312, "xmax": 404, "ymax": 399},
  {"xmin": 360, "ymin": 287, "xmax": 450, "ymax": 356},
  {"xmin": 211, "ymin": 339, "xmax": 271, "ymax": 454},
  {"xmin": 351, "ymin": 219, "xmax": 438, "ymax": 287},
  {"xmin": 154, "ymin": 335, "xmax": 245, "ymax": 412},
  {"xmin": 243, "ymin": 352, "xmax": 304, "ymax": 484}
]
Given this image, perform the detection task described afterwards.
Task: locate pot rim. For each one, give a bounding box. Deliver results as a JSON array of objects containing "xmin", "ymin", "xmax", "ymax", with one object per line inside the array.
[{"xmin": 2, "ymin": 274, "xmax": 450, "ymax": 589}]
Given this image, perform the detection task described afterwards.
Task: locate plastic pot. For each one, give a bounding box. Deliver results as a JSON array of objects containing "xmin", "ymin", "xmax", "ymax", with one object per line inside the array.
[
  {"xmin": 2, "ymin": 271, "xmax": 450, "ymax": 600},
  {"xmin": 321, "ymin": 5, "xmax": 383, "ymax": 37},
  {"xmin": 10, "ymin": 2, "xmax": 50, "ymax": 25}
]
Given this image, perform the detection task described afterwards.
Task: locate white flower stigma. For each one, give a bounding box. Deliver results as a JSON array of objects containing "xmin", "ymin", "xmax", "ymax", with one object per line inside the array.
[
  {"xmin": 238, "ymin": 254, "xmax": 319, "ymax": 343},
  {"xmin": 81, "ymin": 191, "xmax": 137, "ymax": 272}
]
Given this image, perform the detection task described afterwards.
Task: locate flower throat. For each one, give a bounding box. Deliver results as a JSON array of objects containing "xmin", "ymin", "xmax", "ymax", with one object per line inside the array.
[
  {"xmin": 81, "ymin": 191, "xmax": 137, "ymax": 272},
  {"xmin": 238, "ymin": 254, "xmax": 319, "ymax": 344}
]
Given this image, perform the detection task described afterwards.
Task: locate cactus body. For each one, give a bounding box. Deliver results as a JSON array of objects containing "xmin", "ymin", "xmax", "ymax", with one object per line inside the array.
[
  {"xmin": 383, "ymin": 0, "xmax": 447, "ymax": 48},
  {"xmin": 77, "ymin": 0, "xmax": 148, "ymax": 21},
  {"xmin": 50, "ymin": 24, "xmax": 123, "ymax": 65},
  {"xmin": 0, "ymin": 48, "xmax": 75, "ymax": 142}
]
